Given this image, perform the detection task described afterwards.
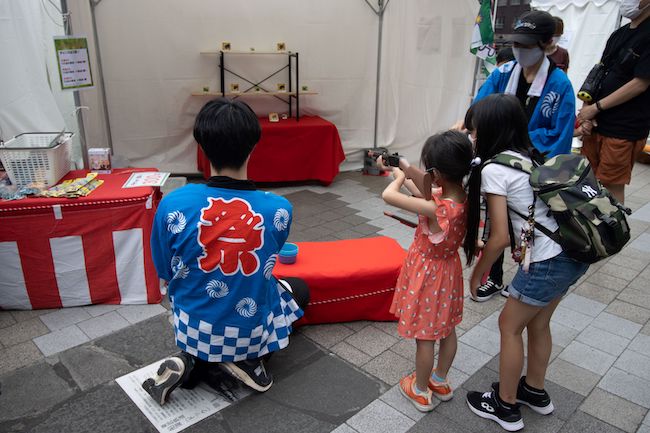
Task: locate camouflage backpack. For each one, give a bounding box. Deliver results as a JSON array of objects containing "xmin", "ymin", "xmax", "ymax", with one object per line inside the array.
[{"xmin": 486, "ymin": 153, "xmax": 631, "ymax": 264}]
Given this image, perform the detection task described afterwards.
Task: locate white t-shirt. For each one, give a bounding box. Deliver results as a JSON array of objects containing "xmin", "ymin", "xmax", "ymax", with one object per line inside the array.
[{"xmin": 481, "ymin": 151, "xmax": 562, "ymax": 263}]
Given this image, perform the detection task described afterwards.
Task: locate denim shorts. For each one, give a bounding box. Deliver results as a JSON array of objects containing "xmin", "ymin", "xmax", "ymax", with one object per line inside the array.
[{"xmin": 509, "ymin": 252, "xmax": 589, "ymax": 307}]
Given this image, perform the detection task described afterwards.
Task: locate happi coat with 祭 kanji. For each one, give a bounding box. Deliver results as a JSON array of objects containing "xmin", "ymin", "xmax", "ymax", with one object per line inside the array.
[{"xmin": 151, "ymin": 178, "xmax": 303, "ymax": 362}]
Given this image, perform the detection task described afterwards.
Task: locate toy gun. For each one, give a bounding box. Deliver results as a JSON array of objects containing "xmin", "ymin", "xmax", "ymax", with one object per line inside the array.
[
  {"xmin": 383, "ymin": 211, "xmax": 417, "ymax": 228},
  {"xmin": 367, "ymin": 150, "xmax": 432, "ymax": 201}
]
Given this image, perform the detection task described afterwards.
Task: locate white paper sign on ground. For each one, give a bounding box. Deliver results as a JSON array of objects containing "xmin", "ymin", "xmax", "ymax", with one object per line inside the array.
[{"xmin": 116, "ymin": 361, "xmax": 251, "ymax": 433}]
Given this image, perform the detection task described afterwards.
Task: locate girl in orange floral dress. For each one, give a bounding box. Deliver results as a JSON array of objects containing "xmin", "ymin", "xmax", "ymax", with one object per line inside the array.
[{"xmin": 380, "ymin": 130, "xmax": 475, "ymax": 412}]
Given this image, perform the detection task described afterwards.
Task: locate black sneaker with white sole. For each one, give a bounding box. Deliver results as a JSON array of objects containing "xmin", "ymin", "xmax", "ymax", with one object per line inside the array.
[
  {"xmin": 501, "ymin": 285, "xmax": 510, "ymax": 298},
  {"xmin": 221, "ymin": 358, "xmax": 273, "ymax": 392},
  {"xmin": 473, "ymin": 278, "xmax": 504, "ymax": 302},
  {"xmin": 466, "ymin": 390, "xmax": 524, "ymax": 432},
  {"xmin": 142, "ymin": 356, "xmax": 187, "ymax": 405},
  {"xmin": 492, "ymin": 376, "xmax": 554, "ymax": 415}
]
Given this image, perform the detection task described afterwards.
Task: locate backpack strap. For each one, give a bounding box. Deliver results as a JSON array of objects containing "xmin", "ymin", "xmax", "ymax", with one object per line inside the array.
[
  {"xmin": 484, "ymin": 153, "xmax": 535, "ymax": 174},
  {"xmin": 506, "ymin": 205, "xmax": 561, "ymax": 244},
  {"xmin": 483, "ymin": 153, "xmax": 561, "ymax": 245}
]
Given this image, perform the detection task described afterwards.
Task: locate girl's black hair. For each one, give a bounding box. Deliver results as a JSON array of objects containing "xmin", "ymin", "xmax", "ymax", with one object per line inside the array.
[
  {"xmin": 420, "ymin": 130, "xmax": 474, "ymax": 184},
  {"xmin": 462, "ymin": 93, "xmax": 545, "ymax": 264},
  {"xmin": 193, "ymin": 98, "xmax": 261, "ymax": 171}
]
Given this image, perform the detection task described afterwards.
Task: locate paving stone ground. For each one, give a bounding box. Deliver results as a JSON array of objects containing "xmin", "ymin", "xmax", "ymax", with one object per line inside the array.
[{"xmin": 2, "ymin": 163, "xmax": 650, "ymax": 432}]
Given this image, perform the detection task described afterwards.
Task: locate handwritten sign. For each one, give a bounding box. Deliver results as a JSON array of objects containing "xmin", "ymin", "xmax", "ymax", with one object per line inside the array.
[{"xmin": 123, "ymin": 172, "xmax": 171, "ymax": 188}]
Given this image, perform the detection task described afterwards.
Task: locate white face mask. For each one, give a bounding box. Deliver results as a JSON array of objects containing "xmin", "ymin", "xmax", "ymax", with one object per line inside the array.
[
  {"xmin": 513, "ymin": 46, "xmax": 544, "ymax": 67},
  {"xmin": 620, "ymin": 0, "xmax": 649, "ymax": 19}
]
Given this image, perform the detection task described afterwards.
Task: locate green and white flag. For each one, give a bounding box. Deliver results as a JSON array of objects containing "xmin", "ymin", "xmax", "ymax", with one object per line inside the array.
[{"xmin": 470, "ymin": 0, "xmax": 497, "ymax": 76}]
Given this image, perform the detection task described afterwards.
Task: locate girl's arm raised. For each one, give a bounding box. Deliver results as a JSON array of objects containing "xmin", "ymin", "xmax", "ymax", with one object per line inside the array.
[
  {"xmin": 377, "ymin": 155, "xmax": 431, "ymax": 199},
  {"xmin": 381, "ymin": 168, "xmax": 438, "ymax": 219},
  {"xmin": 469, "ymin": 193, "xmax": 510, "ymax": 300}
]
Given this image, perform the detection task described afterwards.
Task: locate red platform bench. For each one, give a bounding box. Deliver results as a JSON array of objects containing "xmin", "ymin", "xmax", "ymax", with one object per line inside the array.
[{"xmin": 273, "ymin": 236, "xmax": 406, "ymax": 325}]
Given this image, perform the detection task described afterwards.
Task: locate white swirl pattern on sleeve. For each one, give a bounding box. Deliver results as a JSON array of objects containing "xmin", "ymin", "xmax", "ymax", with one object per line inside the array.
[
  {"xmin": 166, "ymin": 210, "xmax": 187, "ymax": 234},
  {"xmin": 273, "ymin": 208, "xmax": 290, "ymax": 231}
]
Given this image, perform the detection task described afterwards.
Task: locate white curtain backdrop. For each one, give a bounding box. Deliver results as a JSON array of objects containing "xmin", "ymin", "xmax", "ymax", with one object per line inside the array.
[
  {"xmin": 531, "ymin": 0, "xmax": 622, "ymax": 107},
  {"xmin": 1, "ymin": 1, "xmax": 479, "ymax": 172},
  {"xmin": 0, "ymin": 0, "xmax": 81, "ymax": 164},
  {"xmin": 83, "ymin": 0, "xmax": 478, "ymax": 172},
  {"xmin": 0, "ymin": 1, "xmax": 64, "ymax": 139},
  {"xmin": 377, "ymin": 0, "xmax": 478, "ymax": 163}
]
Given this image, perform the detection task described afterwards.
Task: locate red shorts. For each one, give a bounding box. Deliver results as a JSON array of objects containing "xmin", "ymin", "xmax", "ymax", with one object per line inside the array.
[{"xmin": 581, "ymin": 133, "xmax": 646, "ymax": 185}]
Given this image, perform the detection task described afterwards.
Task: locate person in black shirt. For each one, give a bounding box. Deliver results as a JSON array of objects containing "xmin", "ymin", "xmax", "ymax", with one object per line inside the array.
[{"xmin": 578, "ymin": 0, "xmax": 650, "ymax": 204}]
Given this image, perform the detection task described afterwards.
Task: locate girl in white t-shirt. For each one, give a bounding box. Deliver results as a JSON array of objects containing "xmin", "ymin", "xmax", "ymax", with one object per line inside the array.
[{"xmin": 462, "ymin": 94, "xmax": 588, "ymax": 432}]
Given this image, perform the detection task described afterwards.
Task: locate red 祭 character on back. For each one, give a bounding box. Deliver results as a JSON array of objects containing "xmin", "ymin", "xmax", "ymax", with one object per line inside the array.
[{"xmin": 198, "ymin": 198, "xmax": 265, "ymax": 275}]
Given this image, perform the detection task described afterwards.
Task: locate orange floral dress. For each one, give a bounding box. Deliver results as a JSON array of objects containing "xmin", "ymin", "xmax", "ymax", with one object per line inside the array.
[{"xmin": 389, "ymin": 193, "xmax": 466, "ymax": 340}]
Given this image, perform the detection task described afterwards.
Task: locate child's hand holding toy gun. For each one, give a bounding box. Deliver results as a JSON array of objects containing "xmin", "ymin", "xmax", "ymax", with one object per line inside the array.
[{"xmin": 367, "ymin": 150, "xmax": 433, "ymax": 201}]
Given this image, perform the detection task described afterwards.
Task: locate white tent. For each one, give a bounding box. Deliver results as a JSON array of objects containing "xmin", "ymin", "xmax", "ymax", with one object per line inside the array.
[
  {"xmin": 3, "ymin": 0, "xmax": 477, "ymax": 173},
  {"xmin": 0, "ymin": 1, "xmax": 81, "ymax": 162},
  {"xmin": 530, "ymin": 0, "xmax": 622, "ymax": 106}
]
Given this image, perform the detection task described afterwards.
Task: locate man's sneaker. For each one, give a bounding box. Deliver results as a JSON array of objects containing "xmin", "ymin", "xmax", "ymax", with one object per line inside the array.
[
  {"xmin": 501, "ymin": 285, "xmax": 510, "ymax": 298},
  {"xmin": 428, "ymin": 376, "xmax": 453, "ymax": 401},
  {"xmin": 220, "ymin": 358, "xmax": 273, "ymax": 392},
  {"xmin": 466, "ymin": 390, "xmax": 524, "ymax": 431},
  {"xmin": 473, "ymin": 278, "xmax": 504, "ymax": 302},
  {"xmin": 492, "ymin": 377, "xmax": 554, "ymax": 415},
  {"xmin": 142, "ymin": 356, "xmax": 186, "ymax": 405},
  {"xmin": 399, "ymin": 373, "xmax": 435, "ymax": 412}
]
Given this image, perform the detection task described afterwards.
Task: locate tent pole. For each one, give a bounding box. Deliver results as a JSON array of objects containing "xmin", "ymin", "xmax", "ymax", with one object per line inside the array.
[
  {"xmin": 89, "ymin": 0, "xmax": 114, "ymax": 154},
  {"xmin": 373, "ymin": 0, "xmax": 384, "ymax": 148},
  {"xmin": 60, "ymin": 0, "xmax": 90, "ymax": 169}
]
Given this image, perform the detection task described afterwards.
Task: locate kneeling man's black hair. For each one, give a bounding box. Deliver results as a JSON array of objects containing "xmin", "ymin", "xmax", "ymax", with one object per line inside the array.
[{"xmin": 193, "ymin": 98, "xmax": 261, "ymax": 171}]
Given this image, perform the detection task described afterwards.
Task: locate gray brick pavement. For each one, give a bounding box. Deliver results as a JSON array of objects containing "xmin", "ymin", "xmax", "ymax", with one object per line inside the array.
[{"xmin": 2, "ymin": 165, "xmax": 650, "ymax": 432}]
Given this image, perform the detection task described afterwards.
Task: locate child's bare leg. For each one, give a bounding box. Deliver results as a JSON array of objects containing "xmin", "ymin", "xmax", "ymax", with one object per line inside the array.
[
  {"xmin": 415, "ymin": 339, "xmax": 435, "ymax": 391},
  {"xmin": 435, "ymin": 328, "xmax": 457, "ymax": 379},
  {"xmin": 526, "ymin": 297, "xmax": 562, "ymax": 389},
  {"xmin": 498, "ymin": 297, "xmax": 542, "ymax": 404}
]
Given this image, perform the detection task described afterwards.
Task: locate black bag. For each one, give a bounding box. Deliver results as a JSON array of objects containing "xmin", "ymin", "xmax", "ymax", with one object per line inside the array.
[{"xmin": 577, "ymin": 63, "xmax": 606, "ymax": 103}]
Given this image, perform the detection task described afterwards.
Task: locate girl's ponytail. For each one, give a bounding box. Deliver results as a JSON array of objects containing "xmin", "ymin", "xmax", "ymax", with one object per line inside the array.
[{"xmin": 464, "ymin": 166, "xmax": 482, "ymax": 265}]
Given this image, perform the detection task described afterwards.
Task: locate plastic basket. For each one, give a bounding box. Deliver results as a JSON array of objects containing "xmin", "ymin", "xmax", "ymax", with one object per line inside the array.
[{"xmin": 0, "ymin": 132, "xmax": 73, "ymax": 187}]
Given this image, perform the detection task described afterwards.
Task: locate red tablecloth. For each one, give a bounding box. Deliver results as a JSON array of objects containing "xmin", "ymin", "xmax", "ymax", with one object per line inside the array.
[
  {"xmin": 0, "ymin": 168, "xmax": 162, "ymax": 309},
  {"xmin": 273, "ymin": 237, "xmax": 406, "ymax": 325},
  {"xmin": 197, "ymin": 116, "xmax": 345, "ymax": 185}
]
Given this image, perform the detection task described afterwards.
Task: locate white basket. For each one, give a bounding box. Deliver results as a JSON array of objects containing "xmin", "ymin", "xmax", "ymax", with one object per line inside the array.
[{"xmin": 0, "ymin": 132, "xmax": 73, "ymax": 188}]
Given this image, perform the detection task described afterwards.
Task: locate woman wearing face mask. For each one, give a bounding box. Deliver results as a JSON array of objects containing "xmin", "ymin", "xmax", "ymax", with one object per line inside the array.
[
  {"xmin": 474, "ymin": 10, "xmax": 575, "ymax": 159},
  {"xmin": 467, "ymin": 10, "xmax": 576, "ymax": 303}
]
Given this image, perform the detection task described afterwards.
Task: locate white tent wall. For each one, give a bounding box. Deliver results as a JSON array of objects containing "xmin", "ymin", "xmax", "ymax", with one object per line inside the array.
[
  {"xmin": 78, "ymin": 0, "xmax": 377, "ymax": 173},
  {"xmin": 530, "ymin": 0, "xmax": 621, "ymax": 108},
  {"xmin": 378, "ymin": 0, "xmax": 478, "ymax": 163},
  {"xmin": 0, "ymin": 0, "xmax": 79, "ymax": 163},
  {"xmin": 69, "ymin": 0, "xmax": 478, "ymax": 173}
]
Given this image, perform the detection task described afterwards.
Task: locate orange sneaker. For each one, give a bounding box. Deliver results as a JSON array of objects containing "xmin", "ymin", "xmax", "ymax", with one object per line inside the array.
[
  {"xmin": 399, "ymin": 373, "xmax": 435, "ymax": 412},
  {"xmin": 428, "ymin": 376, "xmax": 453, "ymax": 401}
]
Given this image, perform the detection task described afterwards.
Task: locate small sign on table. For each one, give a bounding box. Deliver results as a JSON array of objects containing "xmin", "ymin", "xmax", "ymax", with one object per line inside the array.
[{"xmin": 123, "ymin": 172, "xmax": 170, "ymax": 188}]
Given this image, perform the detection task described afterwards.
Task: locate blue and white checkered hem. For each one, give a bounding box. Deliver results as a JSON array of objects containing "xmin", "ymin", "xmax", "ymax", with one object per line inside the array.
[{"xmin": 172, "ymin": 283, "xmax": 303, "ymax": 362}]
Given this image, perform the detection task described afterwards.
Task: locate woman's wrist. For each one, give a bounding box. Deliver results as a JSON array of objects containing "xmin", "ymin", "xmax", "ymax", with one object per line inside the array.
[{"xmin": 596, "ymin": 100, "xmax": 605, "ymax": 112}]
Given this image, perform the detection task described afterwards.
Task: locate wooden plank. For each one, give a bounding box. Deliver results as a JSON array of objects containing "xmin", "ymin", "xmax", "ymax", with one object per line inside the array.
[{"xmin": 191, "ymin": 91, "xmax": 319, "ymax": 96}]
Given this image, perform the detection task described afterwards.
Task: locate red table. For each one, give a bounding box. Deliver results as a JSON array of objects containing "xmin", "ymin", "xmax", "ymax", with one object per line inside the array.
[
  {"xmin": 273, "ymin": 237, "xmax": 406, "ymax": 325},
  {"xmin": 197, "ymin": 115, "xmax": 345, "ymax": 185},
  {"xmin": 0, "ymin": 168, "xmax": 162, "ymax": 310}
]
